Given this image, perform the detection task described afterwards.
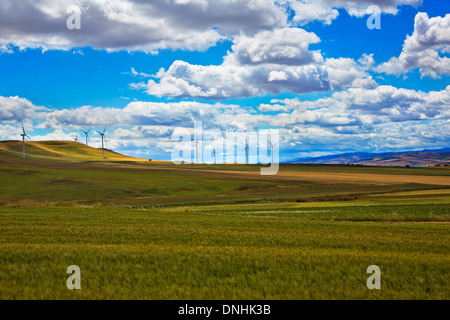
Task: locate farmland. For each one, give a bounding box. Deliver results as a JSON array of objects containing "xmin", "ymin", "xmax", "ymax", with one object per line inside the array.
[{"xmin": 0, "ymin": 141, "xmax": 449, "ymax": 299}]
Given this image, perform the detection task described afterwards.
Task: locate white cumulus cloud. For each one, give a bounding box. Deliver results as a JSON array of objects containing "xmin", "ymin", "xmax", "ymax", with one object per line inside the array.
[
  {"xmin": 287, "ymin": 0, "xmax": 422, "ymax": 25},
  {"xmin": 376, "ymin": 12, "xmax": 450, "ymax": 78},
  {"xmin": 138, "ymin": 28, "xmax": 375, "ymax": 99}
]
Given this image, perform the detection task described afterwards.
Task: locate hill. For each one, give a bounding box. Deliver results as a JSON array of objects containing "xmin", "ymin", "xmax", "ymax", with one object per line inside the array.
[
  {"xmin": 0, "ymin": 140, "xmax": 153, "ymax": 162},
  {"xmin": 290, "ymin": 148, "xmax": 450, "ymax": 167},
  {"xmin": 0, "ymin": 139, "xmax": 449, "ymax": 207}
]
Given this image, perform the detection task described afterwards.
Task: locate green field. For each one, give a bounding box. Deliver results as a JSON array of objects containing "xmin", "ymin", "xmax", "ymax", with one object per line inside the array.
[{"xmin": 0, "ymin": 141, "xmax": 449, "ymax": 299}]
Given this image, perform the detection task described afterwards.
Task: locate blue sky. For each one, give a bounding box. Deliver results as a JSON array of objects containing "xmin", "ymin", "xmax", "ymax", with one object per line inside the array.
[{"xmin": 0, "ymin": 0, "xmax": 449, "ymax": 162}]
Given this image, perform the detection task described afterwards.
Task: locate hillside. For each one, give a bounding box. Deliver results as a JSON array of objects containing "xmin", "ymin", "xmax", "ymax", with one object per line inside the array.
[
  {"xmin": 0, "ymin": 140, "xmax": 150, "ymax": 162},
  {"xmin": 290, "ymin": 148, "xmax": 450, "ymax": 167}
]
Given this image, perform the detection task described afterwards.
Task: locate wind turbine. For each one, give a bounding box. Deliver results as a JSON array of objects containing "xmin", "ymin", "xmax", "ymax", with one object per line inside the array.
[
  {"xmin": 74, "ymin": 133, "xmax": 79, "ymax": 142},
  {"xmin": 20, "ymin": 121, "xmax": 31, "ymax": 158},
  {"xmin": 268, "ymin": 138, "xmax": 277, "ymax": 164},
  {"xmin": 194, "ymin": 137, "xmax": 200, "ymax": 164},
  {"xmin": 81, "ymin": 129, "xmax": 90, "ymax": 146},
  {"xmin": 97, "ymin": 127, "xmax": 106, "ymax": 159},
  {"xmin": 244, "ymin": 137, "xmax": 250, "ymax": 164}
]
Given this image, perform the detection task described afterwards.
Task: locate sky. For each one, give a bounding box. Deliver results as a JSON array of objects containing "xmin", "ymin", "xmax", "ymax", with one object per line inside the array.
[{"xmin": 0, "ymin": 0, "xmax": 449, "ymax": 162}]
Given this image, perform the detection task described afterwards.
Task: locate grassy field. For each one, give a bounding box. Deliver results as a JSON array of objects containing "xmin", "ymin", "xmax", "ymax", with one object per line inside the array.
[
  {"xmin": 0, "ymin": 141, "xmax": 449, "ymax": 299},
  {"xmin": 0, "ymin": 203, "xmax": 448, "ymax": 299}
]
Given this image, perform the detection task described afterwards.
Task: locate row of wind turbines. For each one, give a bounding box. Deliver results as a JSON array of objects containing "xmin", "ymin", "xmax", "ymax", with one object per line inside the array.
[
  {"xmin": 192, "ymin": 136, "xmax": 276, "ymax": 165},
  {"xmin": 19, "ymin": 123, "xmax": 276, "ymax": 164},
  {"xmin": 19, "ymin": 121, "xmax": 108, "ymax": 159},
  {"xmin": 80, "ymin": 127, "xmax": 107, "ymax": 159}
]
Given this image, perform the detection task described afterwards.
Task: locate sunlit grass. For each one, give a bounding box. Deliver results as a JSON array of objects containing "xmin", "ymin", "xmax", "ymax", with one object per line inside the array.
[
  {"xmin": 0, "ymin": 204, "xmax": 448, "ymax": 299},
  {"xmin": 0, "ymin": 141, "xmax": 448, "ymax": 299}
]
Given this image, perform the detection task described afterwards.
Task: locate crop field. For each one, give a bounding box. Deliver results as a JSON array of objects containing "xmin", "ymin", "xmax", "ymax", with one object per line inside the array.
[{"xmin": 0, "ymin": 141, "xmax": 449, "ymax": 299}]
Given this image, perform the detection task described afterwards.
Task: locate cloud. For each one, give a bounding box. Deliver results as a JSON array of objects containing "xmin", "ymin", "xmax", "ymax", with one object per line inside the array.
[
  {"xmin": 0, "ymin": 44, "xmax": 13, "ymax": 54},
  {"xmin": 17, "ymin": 85, "xmax": 447, "ymax": 133},
  {"xmin": 144, "ymin": 57, "xmax": 331, "ymax": 99},
  {"xmin": 0, "ymin": 0, "xmax": 423, "ymax": 53},
  {"xmin": 281, "ymin": 120, "xmax": 449, "ymax": 159},
  {"xmin": 138, "ymin": 28, "xmax": 375, "ymax": 99},
  {"xmin": 324, "ymin": 57, "xmax": 377, "ymax": 90},
  {"xmin": 123, "ymin": 67, "xmax": 152, "ymax": 78},
  {"xmin": 1, "ymin": 84, "xmax": 449, "ymax": 159},
  {"xmin": 288, "ymin": 0, "xmax": 422, "ymax": 25},
  {"xmin": 232, "ymin": 28, "xmax": 322, "ymax": 66},
  {"xmin": 261, "ymin": 85, "xmax": 450, "ymax": 125},
  {"xmin": 258, "ymin": 102, "xmax": 291, "ymax": 112},
  {"xmin": 0, "ymin": 0, "xmax": 287, "ymax": 53},
  {"xmin": 35, "ymin": 101, "xmax": 247, "ymax": 130},
  {"xmin": 0, "ymin": 96, "xmax": 48, "ymax": 123},
  {"xmin": 268, "ymin": 71, "xmax": 289, "ymax": 82},
  {"xmin": 376, "ymin": 12, "xmax": 450, "ymax": 78},
  {"xmin": 31, "ymin": 129, "xmax": 76, "ymax": 141}
]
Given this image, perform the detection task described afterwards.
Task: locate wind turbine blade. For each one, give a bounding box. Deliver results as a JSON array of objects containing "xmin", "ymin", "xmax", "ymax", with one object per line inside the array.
[
  {"xmin": 20, "ymin": 121, "xmax": 26, "ymax": 134},
  {"xmin": 25, "ymin": 134, "xmax": 31, "ymax": 140},
  {"xmin": 87, "ymin": 128, "xmax": 91, "ymax": 134},
  {"xmin": 103, "ymin": 127, "xmax": 106, "ymax": 134}
]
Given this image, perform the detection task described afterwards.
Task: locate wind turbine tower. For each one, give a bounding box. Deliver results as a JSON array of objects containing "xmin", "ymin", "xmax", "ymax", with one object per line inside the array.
[
  {"xmin": 194, "ymin": 137, "xmax": 200, "ymax": 164},
  {"xmin": 244, "ymin": 137, "xmax": 250, "ymax": 164},
  {"xmin": 81, "ymin": 129, "xmax": 90, "ymax": 146},
  {"xmin": 213, "ymin": 148, "xmax": 216, "ymax": 164},
  {"xmin": 268, "ymin": 139, "xmax": 277, "ymax": 164},
  {"xmin": 97, "ymin": 127, "xmax": 106, "ymax": 159},
  {"xmin": 20, "ymin": 121, "xmax": 31, "ymax": 158}
]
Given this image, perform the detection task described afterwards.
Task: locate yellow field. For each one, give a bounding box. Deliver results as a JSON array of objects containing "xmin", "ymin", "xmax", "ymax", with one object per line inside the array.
[
  {"xmin": 222, "ymin": 170, "xmax": 450, "ymax": 185},
  {"xmin": 0, "ymin": 140, "xmax": 169, "ymax": 163}
]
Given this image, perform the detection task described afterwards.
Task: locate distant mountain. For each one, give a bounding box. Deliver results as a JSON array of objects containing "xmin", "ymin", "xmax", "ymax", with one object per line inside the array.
[{"xmin": 289, "ymin": 148, "xmax": 450, "ymax": 167}]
